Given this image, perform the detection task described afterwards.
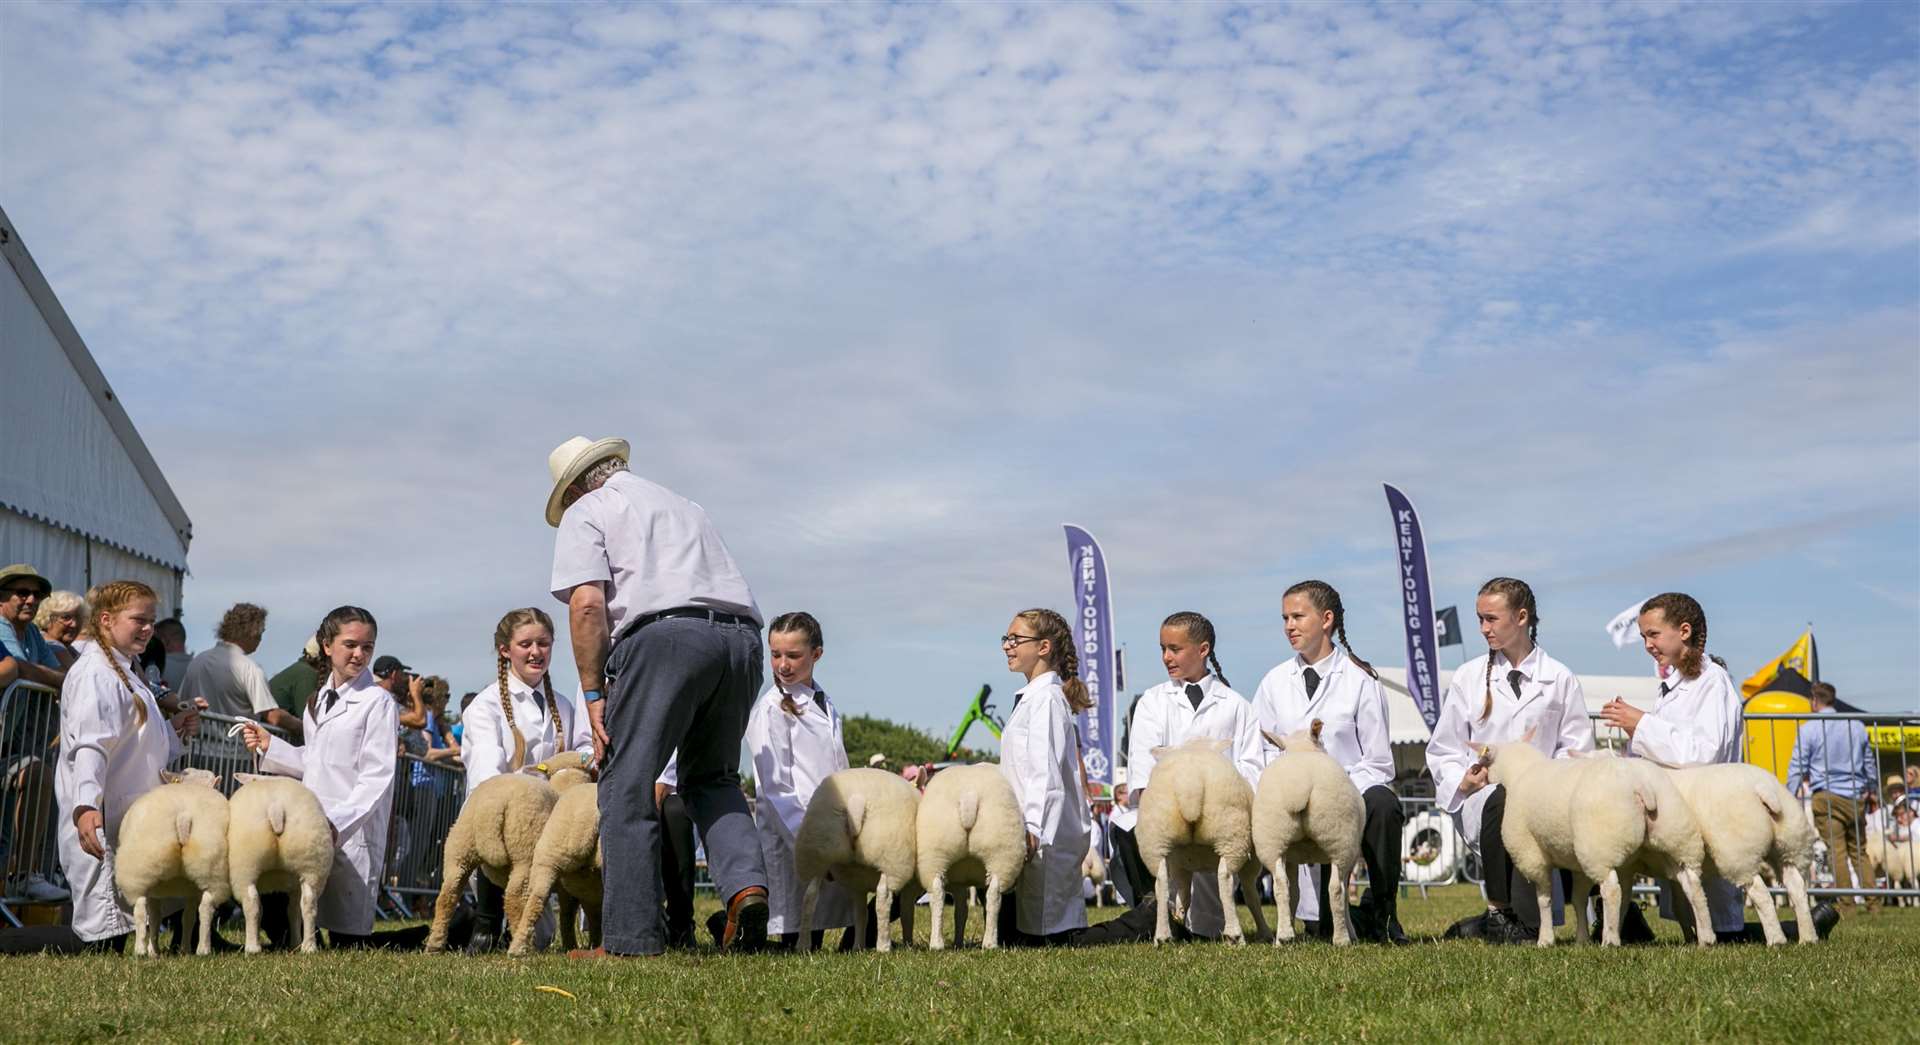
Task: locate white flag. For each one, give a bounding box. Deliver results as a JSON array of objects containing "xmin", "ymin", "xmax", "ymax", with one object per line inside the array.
[{"xmin": 1606, "ymin": 599, "xmax": 1648, "ymax": 649}]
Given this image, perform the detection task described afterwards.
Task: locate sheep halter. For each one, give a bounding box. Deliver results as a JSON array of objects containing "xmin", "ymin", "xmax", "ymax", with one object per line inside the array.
[{"xmin": 227, "ymin": 722, "xmax": 264, "ymax": 773}]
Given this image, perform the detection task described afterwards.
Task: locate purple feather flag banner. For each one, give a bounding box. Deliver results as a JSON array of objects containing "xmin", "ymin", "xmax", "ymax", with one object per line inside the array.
[
  {"xmin": 1063, "ymin": 524, "xmax": 1116, "ymax": 787},
  {"xmin": 1384, "ymin": 484, "xmax": 1442, "ymax": 731}
]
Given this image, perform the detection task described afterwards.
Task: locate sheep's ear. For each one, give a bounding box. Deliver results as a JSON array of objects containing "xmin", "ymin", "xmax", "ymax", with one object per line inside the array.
[
  {"xmin": 233, "ymin": 772, "xmax": 271, "ymax": 786},
  {"xmin": 1150, "ymin": 745, "xmax": 1172, "ymax": 759},
  {"xmin": 158, "ymin": 770, "xmax": 184, "ymax": 785},
  {"xmin": 1260, "ymin": 729, "xmax": 1287, "ymax": 751},
  {"xmin": 1309, "ymin": 719, "xmax": 1324, "ymax": 744}
]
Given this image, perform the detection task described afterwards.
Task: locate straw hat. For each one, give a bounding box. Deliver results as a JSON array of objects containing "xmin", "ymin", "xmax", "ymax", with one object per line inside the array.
[
  {"xmin": 545, "ymin": 435, "xmax": 630, "ymax": 527},
  {"xmin": 0, "ymin": 564, "xmax": 52, "ymax": 599}
]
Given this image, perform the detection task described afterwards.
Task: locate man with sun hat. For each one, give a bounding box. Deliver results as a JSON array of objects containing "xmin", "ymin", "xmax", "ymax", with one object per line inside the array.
[{"xmin": 545, "ymin": 435, "xmax": 768, "ymax": 957}]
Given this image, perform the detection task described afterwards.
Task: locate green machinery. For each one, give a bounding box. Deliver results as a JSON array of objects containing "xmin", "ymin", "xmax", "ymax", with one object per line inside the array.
[{"xmin": 944, "ymin": 684, "xmax": 1002, "ymax": 759}]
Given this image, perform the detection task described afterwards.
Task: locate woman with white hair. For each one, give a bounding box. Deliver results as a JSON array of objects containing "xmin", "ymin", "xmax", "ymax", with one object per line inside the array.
[{"xmin": 32, "ymin": 591, "xmax": 84, "ymax": 669}]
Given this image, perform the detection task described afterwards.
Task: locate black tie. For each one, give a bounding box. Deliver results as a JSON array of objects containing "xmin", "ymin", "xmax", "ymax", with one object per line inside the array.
[
  {"xmin": 1303, "ymin": 668, "xmax": 1321, "ymax": 698},
  {"xmin": 1185, "ymin": 683, "xmax": 1204, "ymax": 710},
  {"xmin": 813, "ymin": 688, "xmax": 829, "ymax": 713},
  {"xmin": 1659, "ymin": 682, "xmax": 1671, "ymax": 698},
  {"xmin": 1508, "ymin": 670, "xmax": 1524, "ymax": 699},
  {"xmin": 321, "ymin": 689, "xmax": 338, "ymax": 715}
]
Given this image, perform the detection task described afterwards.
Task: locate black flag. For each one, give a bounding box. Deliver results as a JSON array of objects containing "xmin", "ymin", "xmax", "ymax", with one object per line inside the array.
[{"xmin": 1435, "ymin": 605, "xmax": 1463, "ymax": 648}]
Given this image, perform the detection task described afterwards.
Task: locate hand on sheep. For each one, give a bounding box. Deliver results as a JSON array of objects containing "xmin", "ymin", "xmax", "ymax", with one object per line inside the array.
[
  {"xmin": 74, "ymin": 807, "xmax": 105, "ymax": 859},
  {"xmin": 1460, "ymin": 763, "xmax": 1490, "ymax": 797},
  {"xmin": 1599, "ymin": 698, "xmax": 1644, "ymax": 736},
  {"xmin": 170, "ymin": 698, "xmax": 208, "ymax": 742}
]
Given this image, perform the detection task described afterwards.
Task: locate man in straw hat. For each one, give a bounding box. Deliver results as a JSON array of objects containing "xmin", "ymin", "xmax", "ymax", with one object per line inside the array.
[{"xmin": 545, "ymin": 435, "xmax": 769, "ymax": 956}]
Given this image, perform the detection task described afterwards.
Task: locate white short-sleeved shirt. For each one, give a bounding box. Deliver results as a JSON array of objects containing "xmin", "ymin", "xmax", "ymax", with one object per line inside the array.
[
  {"xmin": 549, "ymin": 470, "xmax": 760, "ymax": 634},
  {"xmin": 179, "ymin": 641, "xmax": 278, "ymax": 721}
]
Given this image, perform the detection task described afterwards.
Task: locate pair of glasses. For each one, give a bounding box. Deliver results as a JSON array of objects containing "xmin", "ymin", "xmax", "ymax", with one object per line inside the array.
[
  {"xmin": 2, "ymin": 588, "xmax": 40, "ymax": 601},
  {"xmin": 1001, "ymin": 634, "xmax": 1044, "ymax": 648}
]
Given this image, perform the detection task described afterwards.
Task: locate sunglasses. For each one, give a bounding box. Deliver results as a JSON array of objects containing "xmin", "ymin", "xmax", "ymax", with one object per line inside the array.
[{"xmin": 2, "ymin": 587, "xmax": 42, "ymax": 601}]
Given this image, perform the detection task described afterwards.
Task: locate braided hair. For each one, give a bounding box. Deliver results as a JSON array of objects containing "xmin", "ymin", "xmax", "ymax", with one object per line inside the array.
[
  {"xmin": 1016, "ymin": 608, "xmax": 1093, "ymax": 712},
  {"xmin": 84, "ymin": 580, "xmax": 157, "ymax": 732},
  {"xmin": 494, "ymin": 607, "xmax": 561, "ymax": 770},
  {"xmin": 1477, "ymin": 577, "xmax": 1539, "ymax": 723},
  {"xmin": 306, "ymin": 606, "xmax": 378, "ymax": 719},
  {"xmin": 1640, "ymin": 593, "xmax": 1714, "ymax": 680},
  {"xmin": 1161, "ymin": 611, "xmax": 1229, "ymax": 687},
  {"xmin": 768, "ymin": 611, "xmax": 824, "ymax": 717},
  {"xmin": 1282, "ymin": 580, "xmax": 1377, "ymax": 679}
]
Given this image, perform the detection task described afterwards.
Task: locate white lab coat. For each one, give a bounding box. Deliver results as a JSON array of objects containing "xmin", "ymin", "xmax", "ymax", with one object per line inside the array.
[
  {"xmin": 54, "ymin": 644, "xmax": 181, "ymax": 941},
  {"xmin": 1630, "ymin": 658, "xmax": 1747, "ymax": 932},
  {"xmin": 999, "ymin": 672, "xmax": 1091, "ymax": 937},
  {"xmin": 1252, "ymin": 647, "xmax": 1395, "ymax": 922},
  {"xmin": 1427, "ymin": 647, "xmax": 1595, "ymax": 842},
  {"xmin": 461, "ymin": 673, "xmax": 592, "ymax": 797},
  {"xmin": 258, "ymin": 667, "xmax": 399, "ymax": 935},
  {"xmin": 744, "ymin": 680, "xmax": 855, "ymax": 934},
  {"xmin": 1125, "ymin": 674, "xmax": 1263, "ymax": 935}
]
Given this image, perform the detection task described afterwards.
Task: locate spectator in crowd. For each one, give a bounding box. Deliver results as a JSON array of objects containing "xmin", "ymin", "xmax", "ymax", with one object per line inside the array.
[
  {"xmin": 0, "ymin": 565, "xmax": 64, "ymax": 690},
  {"xmin": 179, "ymin": 603, "xmax": 281, "ymax": 726},
  {"xmin": 32, "ymin": 591, "xmax": 83, "ymax": 669},
  {"xmin": 449, "ymin": 690, "xmax": 479, "ymax": 751},
  {"xmin": 1789, "ymin": 681, "xmax": 1879, "ymax": 915},
  {"xmin": 150, "ymin": 616, "xmax": 192, "ymax": 695},
  {"xmin": 265, "ymin": 638, "xmax": 323, "ymax": 743},
  {"xmin": 373, "ymin": 655, "xmax": 429, "ymax": 731}
]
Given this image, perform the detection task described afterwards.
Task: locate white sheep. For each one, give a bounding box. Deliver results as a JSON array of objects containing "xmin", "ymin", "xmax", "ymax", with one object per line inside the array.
[
  {"xmin": 796, "ymin": 767, "xmax": 921, "ymax": 953},
  {"xmin": 1134, "ymin": 737, "xmax": 1273, "ymax": 946},
  {"xmin": 914, "ymin": 763, "xmax": 1024, "ymax": 950},
  {"xmin": 1869, "ymin": 829, "xmax": 1919, "ymax": 902},
  {"xmin": 1658, "ymin": 762, "xmax": 1817, "ymax": 945},
  {"xmin": 424, "ymin": 771, "xmax": 559, "ymax": 953},
  {"xmin": 113, "ymin": 768, "xmax": 231, "ymax": 957},
  {"xmin": 510, "ymin": 779, "xmax": 603, "ymax": 957},
  {"xmin": 1252, "ymin": 724, "xmax": 1365, "ymax": 945},
  {"xmin": 226, "ymin": 772, "xmax": 333, "ymax": 953}
]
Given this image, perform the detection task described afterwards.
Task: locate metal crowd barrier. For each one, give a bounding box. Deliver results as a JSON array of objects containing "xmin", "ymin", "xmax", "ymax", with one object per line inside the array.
[
  {"xmin": 381, "ymin": 753, "xmax": 466, "ymax": 918},
  {"xmin": 1, "ymin": 681, "xmax": 61, "ymax": 927},
  {"xmin": 171, "ymin": 711, "xmax": 290, "ymax": 795}
]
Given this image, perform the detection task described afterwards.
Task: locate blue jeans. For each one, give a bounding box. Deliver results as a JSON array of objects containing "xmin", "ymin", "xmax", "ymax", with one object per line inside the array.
[{"xmin": 599, "ymin": 616, "xmax": 766, "ymax": 955}]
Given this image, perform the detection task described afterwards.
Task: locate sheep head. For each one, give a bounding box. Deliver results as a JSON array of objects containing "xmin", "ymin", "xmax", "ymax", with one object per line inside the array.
[
  {"xmin": 160, "ymin": 767, "xmax": 221, "ymax": 789},
  {"xmin": 1481, "ymin": 741, "xmax": 1547, "ymax": 787}
]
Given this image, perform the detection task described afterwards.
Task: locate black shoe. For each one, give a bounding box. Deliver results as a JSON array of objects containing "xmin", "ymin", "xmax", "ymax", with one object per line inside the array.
[
  {"xmin": 1590, "ymin": 899, "xmax": 1658, "ymax": 944},
  {"xmin": 464, "ymin": 928, "xmax": 500, "ymax": 956},
  {"xmin": 1382, "ymin": 916, "xmax": 1411, "ymax": 946},
  {"xmin": 1811, "ymin": 901, "xmax": 1839, "ymax": 941},
  {"xmin": 706, "ymin": 910, "xmax": 729, "ymax": 948},
  {"xmin": 1443, "ymin": 912, "xmax": 1488, "ymax": 940},
  {"xmin": 665, "ymin": 926, "xmax": 698, "ymax": 950},
  {"xmin": 1483, "ymin": 906, "xmax": 1536, "ymax": 945}
]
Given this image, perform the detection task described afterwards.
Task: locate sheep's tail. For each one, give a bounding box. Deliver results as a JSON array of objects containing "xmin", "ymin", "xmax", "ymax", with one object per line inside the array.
[
  {"xmin": 845, "ymin": 793, "xmax": 867, "ymax": 839},
  {"xmin": 1753, "ymin": 782, "xmax": 1783, "ymax": 820},
  {"xmin": 1635, "ymin": 780, "xmax": 1659, "ymax": 822},
  {"xmin": 957, "ymin": 791, "xmax": 979, "ymax": 834},
  {"xmin": 1171, "ymin": 766, "xmax": 1206, "ymax": 826},
  {"xmin": 267, "ymin": 800, "xmax": 287, "ymax": 836},
  {"xmin": 175, "ymin": 811, "xmax": 195, "ymax": 846}
]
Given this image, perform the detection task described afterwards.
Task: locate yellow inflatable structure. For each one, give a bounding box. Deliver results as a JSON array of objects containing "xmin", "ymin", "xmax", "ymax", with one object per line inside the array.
[{"xmin": 1745, "ymin": 691, "xmax": 1812, "ymax": 785}]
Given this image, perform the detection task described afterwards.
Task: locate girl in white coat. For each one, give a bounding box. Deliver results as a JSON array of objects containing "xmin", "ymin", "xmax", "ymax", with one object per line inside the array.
[
  {"xmin": 1599, "ymin": 592, "xmax": 1747, "ymax": 941},
  {"xmin": 1126, "ymin": 611, "xmax": 1263, "ymax": 938},
  {"xmin": 996, "ymin": 607, "xmax": 1093, "ymax": 945},
  {"xmin": 743, "ymin": 611, "xmax": 857, "ymax": 949},
  {"xmin": 456, "ymin": 607, "xmax": 591, "ymax": 951},
  {"xmin": 55, "ymin": 580, "xmax": 204, "ymax": 948},
  {"xmin": 1252, "ymin": 580, "xmax": 1406, "ymax": 944},
  {"xmin": 1426, "ymin": 578, "xmax": 1595, "ymax": 944},
  {"xmin": 239, "ymin": 606, "xmax": 397, "ymax": 946}
]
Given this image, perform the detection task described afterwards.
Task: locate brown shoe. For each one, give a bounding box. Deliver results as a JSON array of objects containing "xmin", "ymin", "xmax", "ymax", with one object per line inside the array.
[
  {"xmin": 567, "ymin": 946, "xmax": 615, "ymax": 959},
  {"xmin": 722, "ymin": 886, "xmax": 770, "ymax": 952}
]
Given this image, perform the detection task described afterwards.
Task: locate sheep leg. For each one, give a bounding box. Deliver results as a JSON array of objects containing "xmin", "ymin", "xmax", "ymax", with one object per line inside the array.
[
  {"xmin": 955, "ymin": 885, "xmax": 971, "ymax": 950},
  {"xmin": 132, "ymin": 896, "xmax": 151, "ymax": 958},
  {"xmin": 1532, "ymin": 874, "xmax": 1555, "ymax": 948},
  {"xmin": 798, "ymin": 879, "xmax": 821, "ymax": 954},
  {"xmin": 1239, "ymin": 862, "xmax": 1273, "ymax": 942},
  {"xmin": 928, "ymin": 875, "xmax": 947, "ymax": 951},
  {"xmin": 1782, "ymin": 864, "xmax": 1815, "ymax": 945},
  {"xmin": 1600, "ymin": 870, "xmax": 1623, "ymax": 947},
  {"xmin": 425, "ymin": 842, "xmax": 479, "ymax": 953},
  {"xmin": 1676, "ymin": 867, "xmax": 1714, "ymax": 948},
  {"xmin": 1569, "ymin": 872, "xmax": 1594, "ymax": 946},
  {"xmin": 1745, "ymin": 874, "xmax": 1786, "ymax": 946},
  {"xmin": 196, "ymin": 890, "xmax": 216, "ymax": 956},
  {"xmin": 502, "ymin": 865, "xmax": 532, "ymax": 952},
  {"xmin": 1216, "ymin": 858, "xmax": 1245, "ymax": 945},
  {"xmin": 298, "ymin": 876, "xmax": 320, "ymax": 954},
  {"xmin": 238, "ymin": 883, "xmax": 263, "ymax": 955},
  {"xmin": 1272, "ymin": 861, "xmax": 1296, "ymax": 944},
  {"xmin": 1328, "ymin": 860, "xmax": 1353, "ymax": 947},
  {"xmin": 510, "ymin": 862, "xmax": 558, "ymax": 957},
  {"xmin": 874, "ymin": 879, "xmax": 895, "ymax": 953},
  {"xmin": 1153, "ymin": 856, "xmax": 1172, "ymax": 945}
]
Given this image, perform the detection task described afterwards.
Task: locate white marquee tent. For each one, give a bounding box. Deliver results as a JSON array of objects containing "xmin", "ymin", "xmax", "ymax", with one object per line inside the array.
[{"xmin": 0, "ymin": 206, "xmax": 190, "ymax": 613}]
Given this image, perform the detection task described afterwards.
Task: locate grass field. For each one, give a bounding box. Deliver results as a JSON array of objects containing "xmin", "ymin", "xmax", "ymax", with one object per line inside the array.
[{"xmin": 7, "ymin": 887, "xmax": 1918, "ymax": 1043}]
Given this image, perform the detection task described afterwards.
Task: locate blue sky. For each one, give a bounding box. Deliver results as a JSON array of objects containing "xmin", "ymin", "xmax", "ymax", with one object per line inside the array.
[{"xmin": 3, "ymin": 2, "xmax": 1915, "ymax": 738}]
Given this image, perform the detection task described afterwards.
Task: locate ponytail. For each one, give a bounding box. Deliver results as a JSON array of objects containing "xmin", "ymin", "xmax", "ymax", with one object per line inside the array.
[
  {"xmin": 492, "ymin": 606, "xmax": 560, "ymax": 768},
  {"xmin": 499, "ymin": 656, "xmax": 527, "ymax": 771},
  {"xmin": 1476, "ymin": 578, "xmax": 1539, "ymax": 723},
  {"xmin": 1284, "ymin": 580, "xmax": 1376, "ymax": 680},
  {"xmin": 1016, "ymin": 608, "xmax": 1093, "ymax": 712}
]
